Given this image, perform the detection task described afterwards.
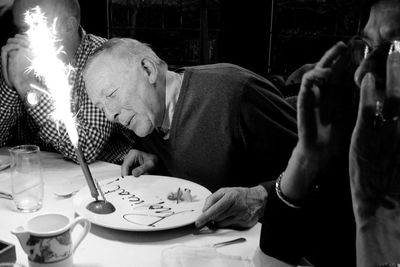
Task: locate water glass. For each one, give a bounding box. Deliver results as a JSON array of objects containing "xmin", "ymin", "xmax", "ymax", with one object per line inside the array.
[{"xmin": 9, "ymin": 145, "xmax": 43, "ymax": 212}]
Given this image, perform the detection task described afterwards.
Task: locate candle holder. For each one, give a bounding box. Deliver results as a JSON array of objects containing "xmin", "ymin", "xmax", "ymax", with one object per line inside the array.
[{"xmin": 75, "ymin": 146, "xmax": 115, "ymax": 214}]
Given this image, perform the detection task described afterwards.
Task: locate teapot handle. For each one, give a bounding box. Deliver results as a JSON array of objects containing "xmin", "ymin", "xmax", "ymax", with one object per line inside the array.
[{"xmin": 70, "ymin": 217, "xmax": 91, "ymax": 253}]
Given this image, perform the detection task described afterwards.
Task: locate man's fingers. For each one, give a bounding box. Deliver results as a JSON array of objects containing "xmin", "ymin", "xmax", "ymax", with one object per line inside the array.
[
  {"xmin": 316, "ymin": 41, "xmax": 347, "ymax": 69},
  {"xmin": 121, "ymin": 164, "xmax": 131, "ymax": 176},
  {"xmin": 121, "ymin": 150, "xmax": 139, "ymax": 176},
  {"xmin": 6, "ymin": 35, "xmax": 30, "ymax": 48},
  {"xmin": 297, "ymin": 68, "xmax": 332, "ymax": 142},
  {"xmin": 195, "ymin": 194, "xmax": 232, "ymax": 228},
  {"xmin": 299, "ymin": 67, "xmax": 332, "ymax": 99},
  {"xmin": 2, "ymin": 43, "xmax": 22, "ymax": 54},
  {"xmin": 195, "ymin": 192, "xmax": 224, "ymax": 228},
  {"xmin": 200, "ymin": 196, "xmax": 233, "ymax": 221},
  {"xmin": 1, "ymin": 43, "xmax": 25, "ymax": 87},
  {"xmin": 131, "ymin": 166, "xmax": 144, "ymax": 177},
  {"xmin": 2, "ymin": 43, "xmax": 26, "ymax": 84},
  {"xmin": 131, "ymin": 160, "xmax": 155, "ymax": 177},
  {"xmin": 202, "ymin": 190, "xmax": 224, "ymax": 212}
]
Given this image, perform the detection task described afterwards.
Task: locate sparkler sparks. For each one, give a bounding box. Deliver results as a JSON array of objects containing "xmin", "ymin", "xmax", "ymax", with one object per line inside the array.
[
  {"xmin": 23, "ymin": 6, "xmax": 108, "ymax": 206},
  {"xmin": 24, "ymin": 6, "xmax": 79, "ymax": 146}
]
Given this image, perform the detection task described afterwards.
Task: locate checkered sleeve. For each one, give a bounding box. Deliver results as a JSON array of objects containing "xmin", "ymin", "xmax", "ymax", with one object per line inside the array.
[
  {"xmin": 0, "ymin": 67, "xmax": 25, "ymax": 147},
  {"xmin": 20, "ymin": 31, "xmax": 118, "ymax": 163},
  {"xmin": 26, "ymin": 90, "xmax": 113, "ymax": 164}
]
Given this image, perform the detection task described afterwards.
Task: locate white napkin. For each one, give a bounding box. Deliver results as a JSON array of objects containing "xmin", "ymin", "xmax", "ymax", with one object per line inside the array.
[{"xmin": 161, "ymin": 245, "xmax": 254, "ymax": 267}]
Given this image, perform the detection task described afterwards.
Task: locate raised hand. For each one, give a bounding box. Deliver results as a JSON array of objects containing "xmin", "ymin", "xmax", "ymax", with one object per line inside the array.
[
  {"xmin": 297, "ymin": 41, "xmax": 356, "ymax": 167},
  {"xmin": 279, "ymin": 41, "xmax": 358, "ymax": 202},
  {"xmin": 1, "ymin": 34, "xmax": 35, "ymax": 97}
]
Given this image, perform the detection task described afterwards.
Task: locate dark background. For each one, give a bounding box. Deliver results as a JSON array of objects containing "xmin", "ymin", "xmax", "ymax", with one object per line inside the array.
[
  {"xmin": 1, "ymin": 0, "xmax": 366, "ymax": 79},
  {"xmin": 79, "ymin": 0, "xmax": 365, "ymax": 78}
]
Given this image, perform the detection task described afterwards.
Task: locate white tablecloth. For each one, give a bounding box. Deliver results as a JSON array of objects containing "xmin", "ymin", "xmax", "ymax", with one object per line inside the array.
[{"xmin": 0, "ymin": 149, "xmax": 293, "ymax": 267}]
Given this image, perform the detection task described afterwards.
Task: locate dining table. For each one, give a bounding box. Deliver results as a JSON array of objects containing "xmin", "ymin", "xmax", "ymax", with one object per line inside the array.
[{"xmin": 0, "ymin": 148, "xmax": 295, "ymax": 267}]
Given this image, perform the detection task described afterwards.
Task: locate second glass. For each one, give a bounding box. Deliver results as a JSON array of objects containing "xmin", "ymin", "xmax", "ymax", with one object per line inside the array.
[{"xmin": 9, "ymin": 145, "xmax": 43, "ymax": 212}]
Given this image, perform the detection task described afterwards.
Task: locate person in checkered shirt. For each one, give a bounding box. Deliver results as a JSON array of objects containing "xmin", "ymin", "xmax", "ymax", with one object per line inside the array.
[{"xmin": 0, "ymin": 0, "xmax": 134, "ymax": 164}]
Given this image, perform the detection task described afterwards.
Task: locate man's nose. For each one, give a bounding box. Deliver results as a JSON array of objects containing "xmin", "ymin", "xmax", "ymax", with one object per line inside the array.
[
  {"xmin": 104, "ymin": 107, "xmax": 119, "ymax": 122},
  {"xmin": 354, "ymin": 48, "xmax": 387, "ymax": 88}
]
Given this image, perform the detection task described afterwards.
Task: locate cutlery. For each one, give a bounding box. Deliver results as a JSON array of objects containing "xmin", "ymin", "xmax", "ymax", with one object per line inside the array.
[
  {"xmin": 0, "ymin": 163, "xmax": 10, "ymax": 171},
  {"xmin": 53, "ymin": 190, "xmax": 79, "ymax": 199},
  {"xmin": 193, "ymin": 221, "xmax": 218, "ymax": 235},
  {"xmin": 0, "ymin": 191, "xmax": 12, "ymax": 200},
  {"xmin": 212, "ymin": 237, "xmax": 246, "ymax": 248}
]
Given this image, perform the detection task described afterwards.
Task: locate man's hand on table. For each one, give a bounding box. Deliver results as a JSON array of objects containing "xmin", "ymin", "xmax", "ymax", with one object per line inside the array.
[
  {"xmin": 1, "ymin": 34, "xmax": 36, "ymax": 97},
  {"xmin": 121, "ymin": 149, "xmax": 159, "ymax": 177},
  {"xmin": 195, "ymin": 185, "xmax": 267, "ymax": 229}
]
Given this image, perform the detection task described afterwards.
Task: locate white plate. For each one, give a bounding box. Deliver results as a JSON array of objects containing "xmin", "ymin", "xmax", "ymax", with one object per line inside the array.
[
  {"xmin": 0, "ymin": 155, "xmax": 11, "ymax": 171},
  {"xmin": 73, "ymin": 175, "xmax": 212, "ymax": 231}
]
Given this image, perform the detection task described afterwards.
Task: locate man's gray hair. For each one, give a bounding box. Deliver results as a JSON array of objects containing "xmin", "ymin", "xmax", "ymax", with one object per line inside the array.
[{"xmin": 86, "ymin": 38, "xmax": 167, "ymax": 73}]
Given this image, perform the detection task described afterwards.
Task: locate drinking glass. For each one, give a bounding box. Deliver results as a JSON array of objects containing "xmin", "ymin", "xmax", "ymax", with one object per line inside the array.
[{"xmin": 9, "ymin": 145, "xmax": 43, "ymax": 212}]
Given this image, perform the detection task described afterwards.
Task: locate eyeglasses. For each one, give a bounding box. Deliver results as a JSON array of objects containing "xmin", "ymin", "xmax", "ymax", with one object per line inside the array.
[{"xmin": 347, "ymin": 37, "xmax": 400, "ymax": 65}]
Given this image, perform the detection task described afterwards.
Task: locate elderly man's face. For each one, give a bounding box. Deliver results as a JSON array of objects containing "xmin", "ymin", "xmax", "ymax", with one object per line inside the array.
[
  {"xmin": 354, "ymin": 0, "xmax": 400, "ymax": 88},
  {"xmin": 84, "ymin": 53, "xmax": 164, "ymax": 137}
]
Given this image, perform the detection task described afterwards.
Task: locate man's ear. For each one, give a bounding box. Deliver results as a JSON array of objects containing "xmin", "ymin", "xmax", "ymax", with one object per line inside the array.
[
  {"xmin": 63, "ymin": 16, "xmax": 79, "ymax": 34},
  {"xmin": 141, "ymin": 58, "xmax": 158, "ymax": 84}
]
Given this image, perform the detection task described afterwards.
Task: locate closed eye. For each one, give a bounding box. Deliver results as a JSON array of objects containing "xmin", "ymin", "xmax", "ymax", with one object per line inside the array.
[{"xmin": 106, "ymin": 88, "xmax": 119, "ymax": 98}]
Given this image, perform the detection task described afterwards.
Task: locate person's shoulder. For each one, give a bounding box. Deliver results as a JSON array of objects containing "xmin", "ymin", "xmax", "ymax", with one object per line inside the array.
[
  {"xmin": 187, "ymin": 63, "xmax": 248, "ymax": 74},
  {"xmin": 185, "ymin": 63, "xmax": 259, "ymax": 83},
  {"xmin": 86, "ymin": 33, "xmax": 108, "ymax": 49},
  {"xmin": 183, "ymin": 63, "xmax": 280, "ymax": 95}
]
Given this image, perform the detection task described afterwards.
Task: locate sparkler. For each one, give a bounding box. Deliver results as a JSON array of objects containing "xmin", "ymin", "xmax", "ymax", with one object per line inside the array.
[{"xmin": 23, "ymin": 6, "xmax": 114, "ymax": 214}]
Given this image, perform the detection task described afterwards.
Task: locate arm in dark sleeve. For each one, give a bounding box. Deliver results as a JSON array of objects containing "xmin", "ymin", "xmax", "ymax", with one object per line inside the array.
[
  {"xmin": 237, "ymin": 75, "xmax": 298, "ymax": 184},
  {"xmin": 259, "ymin": 180, "xmax": 306, "ymax": 265}
]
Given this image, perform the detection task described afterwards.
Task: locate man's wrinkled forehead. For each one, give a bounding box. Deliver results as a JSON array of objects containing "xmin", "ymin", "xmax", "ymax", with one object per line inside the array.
[{"xmin": 85, "ymin": 54, "xmax": 113, "ymax": 96}]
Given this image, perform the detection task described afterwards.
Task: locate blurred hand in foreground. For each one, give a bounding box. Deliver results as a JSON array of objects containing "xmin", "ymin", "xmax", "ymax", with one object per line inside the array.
[
  {"xmin": 349, "ymin": 41, "xmax": 400, "ymax": 267},
  {"xmin": 350, "ymin": 48, "xmax": 400, "ymax": 219}
]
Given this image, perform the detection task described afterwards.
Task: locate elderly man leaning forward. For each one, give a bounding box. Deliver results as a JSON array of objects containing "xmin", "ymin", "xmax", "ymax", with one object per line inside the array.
[
  {"xmin": 1, "ymin": 0, "xmax": 134, "ymax": 164},
  {"xmin": 83, "ymin": 38, "xmax": 298, "ymax": 228}
]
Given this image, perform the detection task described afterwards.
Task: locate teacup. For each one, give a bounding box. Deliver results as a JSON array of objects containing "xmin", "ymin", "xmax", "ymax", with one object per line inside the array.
[{"xmin": 11, "ymin": 213, "xmax": 90, "ymax": 267}]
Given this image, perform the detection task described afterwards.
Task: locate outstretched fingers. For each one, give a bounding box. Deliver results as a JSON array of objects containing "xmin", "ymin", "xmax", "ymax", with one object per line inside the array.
[{"xmin": 316, "ymin": 41, "xmax": 347, "ymax": 69}]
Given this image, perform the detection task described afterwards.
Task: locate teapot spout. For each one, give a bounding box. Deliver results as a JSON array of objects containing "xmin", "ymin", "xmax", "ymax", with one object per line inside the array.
[{"xmin": 11, "ymin": 226, "xmax": 30, "ymax": 255}]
